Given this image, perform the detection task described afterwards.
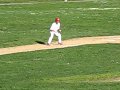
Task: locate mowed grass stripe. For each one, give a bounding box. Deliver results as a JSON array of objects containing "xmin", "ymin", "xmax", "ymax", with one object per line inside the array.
[{"xmin": 44, "ymin": 72, "xmax": 120, "ymax": 83}]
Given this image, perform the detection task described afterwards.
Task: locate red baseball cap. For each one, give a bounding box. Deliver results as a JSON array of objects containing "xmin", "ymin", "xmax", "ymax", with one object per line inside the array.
[{"xmin": 55, "ymin": 17, "xmax": 60, "ymax": 22}]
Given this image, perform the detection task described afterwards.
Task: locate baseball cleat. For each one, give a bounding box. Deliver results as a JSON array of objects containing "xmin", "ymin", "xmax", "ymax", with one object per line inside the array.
[{"xmin": 58, "ymin": 43, "xmax": 62, "ymax": 45}]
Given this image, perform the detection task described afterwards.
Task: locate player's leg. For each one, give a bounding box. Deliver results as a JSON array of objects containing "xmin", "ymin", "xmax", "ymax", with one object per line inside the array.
[
  {"xmin": 64, "ymin": 0, "xmax": 67, "ymax": 2},
  {"xmin": 55, "ymin": 32, "xmax": 62, "ymax": 44},
  {"xmin": 48, "ymin": 31, "xmax": 54, "ymax": 45}
]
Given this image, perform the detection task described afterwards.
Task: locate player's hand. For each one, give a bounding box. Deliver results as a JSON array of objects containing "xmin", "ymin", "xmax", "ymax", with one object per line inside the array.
[{"xmin": 58, "ymin": 29, "xmax": 61, "ymax": 32}]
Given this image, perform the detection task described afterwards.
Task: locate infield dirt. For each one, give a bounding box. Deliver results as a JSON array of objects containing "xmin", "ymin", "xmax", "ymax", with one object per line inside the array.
[{"xmin": 0, "ymin": 36, "xmax": 120, "ymax": 55}]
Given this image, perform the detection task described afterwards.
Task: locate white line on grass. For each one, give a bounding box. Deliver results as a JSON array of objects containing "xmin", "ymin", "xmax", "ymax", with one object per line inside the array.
[
  {"xmin": 76, "ymin": 8, "xmax": 120, "ymax": 10},
  {"xmin": 0, "ymin": 0, "xmax": 106, "ymax": 6},
  {"xmin": 0, "ymin": 1, "xmax": 63, "ymax": 6},
  {"xmin": 63, "ymin": 8, "xmax": 120, "ymax": 11},
  {"xmin": 67, "ymin": 0, "xmax": 98, "ymax": 2},
  {"xmin": 0, "ymin": 2, "xmax": 38, "ymax": 6}
]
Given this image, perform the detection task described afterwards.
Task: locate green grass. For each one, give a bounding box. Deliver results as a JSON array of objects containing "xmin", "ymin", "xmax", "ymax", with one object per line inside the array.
[
  {"xmin": 0, "ymin": 0, "xmax": 62, "ymax": 3},
  {"xmin": 0, "ymin": 0, "xmax": 120, "ymax": 47},
  {"xmin": 0, "ymin": 44, "xmax": 120, "ymax": 90},
  {"xmin": 0, "ymin": 0, "xmax": 120, "ymax": 89}
]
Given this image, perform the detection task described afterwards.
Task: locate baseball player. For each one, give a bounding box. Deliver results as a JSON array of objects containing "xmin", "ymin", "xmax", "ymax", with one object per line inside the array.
[{"xmin": 47, "ymin": 17, "xmax": 62, "ymax": 45}]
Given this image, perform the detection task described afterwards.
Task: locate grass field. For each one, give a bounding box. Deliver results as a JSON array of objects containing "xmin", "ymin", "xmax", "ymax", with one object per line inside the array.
[
  {"xmin": 0, "ymin": 44, "xmax": 120, "ymax": 89},
  {"xmin": 0, "ymin": 0, "xmax": 120, "ymax": 90},
  {"xmin": 0, "ymin": 0, "xmax": 120, "ymax": 47}
]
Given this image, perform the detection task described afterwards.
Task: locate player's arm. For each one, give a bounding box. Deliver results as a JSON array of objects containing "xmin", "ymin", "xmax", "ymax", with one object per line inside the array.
[
  {"xmin": 58, "ymin": 23, "xmax": 61, "ymax": 32},
  {"xmin": 50, "ymin": 23, "xmax": 55, "ymax": 32}
]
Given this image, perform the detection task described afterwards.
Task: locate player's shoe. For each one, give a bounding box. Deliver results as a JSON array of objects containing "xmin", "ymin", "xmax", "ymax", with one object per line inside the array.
[
  {"xmin": 46, "ymin": 43, "xmax": 50, "ymax": 46},
  {"xmin": 58, "ymin": 43, "xmax": 62, "ymax": 45}
]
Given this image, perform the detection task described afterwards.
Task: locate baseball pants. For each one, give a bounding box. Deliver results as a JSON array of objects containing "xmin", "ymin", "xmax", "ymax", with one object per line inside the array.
[{"xmin": 48, "ymin": 31, "xmax": 62, "ymax": 44}]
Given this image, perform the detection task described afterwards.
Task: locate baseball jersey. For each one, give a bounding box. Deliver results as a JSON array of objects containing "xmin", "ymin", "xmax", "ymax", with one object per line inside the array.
[{"xmin": 50, "ymin": 22, "xmax": 60, "ymax": 32}]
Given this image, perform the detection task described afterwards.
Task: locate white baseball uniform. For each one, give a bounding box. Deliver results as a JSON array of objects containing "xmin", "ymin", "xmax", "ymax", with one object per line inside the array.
[{"xmin": 48, "ymin": 22, "xmax": 62, "ymax": 44}]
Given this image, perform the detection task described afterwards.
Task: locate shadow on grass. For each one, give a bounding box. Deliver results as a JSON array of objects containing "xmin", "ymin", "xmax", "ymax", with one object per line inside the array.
[{"xmin": 35, "ymin": 41, "xmax": 46, "ymax": 45}]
